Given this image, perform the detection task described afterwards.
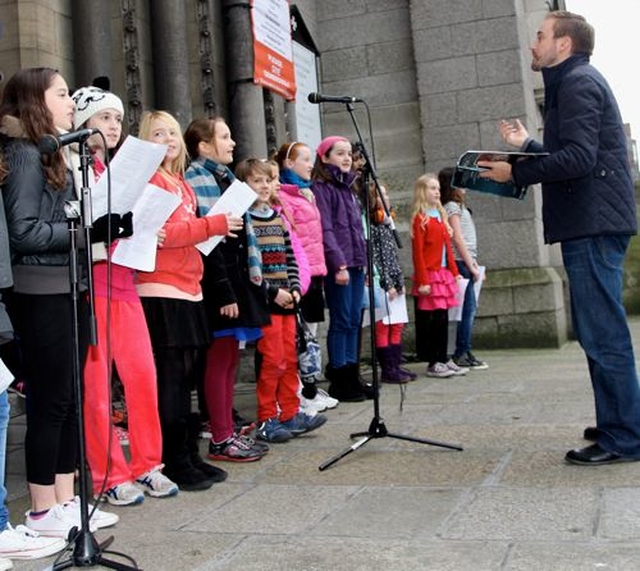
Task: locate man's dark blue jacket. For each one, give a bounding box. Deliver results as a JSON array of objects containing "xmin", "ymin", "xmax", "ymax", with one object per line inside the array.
[{"xmin": 512, "ymin": 54, "xmax": 637, "ymax": 244}]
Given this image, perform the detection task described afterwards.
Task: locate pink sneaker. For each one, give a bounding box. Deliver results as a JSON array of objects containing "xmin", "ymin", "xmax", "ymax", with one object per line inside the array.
[{"xmin": 114, "ymin": 426, "xmax": 129, "ymax": 446}]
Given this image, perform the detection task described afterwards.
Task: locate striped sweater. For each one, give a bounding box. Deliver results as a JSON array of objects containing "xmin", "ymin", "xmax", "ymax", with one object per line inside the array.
[{"xmin": 249, "ymin": 206, "xmax": 300, "ymax": 314}]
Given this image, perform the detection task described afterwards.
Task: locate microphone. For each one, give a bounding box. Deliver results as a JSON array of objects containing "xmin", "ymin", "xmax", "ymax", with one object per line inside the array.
[
  {"xmin": 38, "ymin": 128, "xmax": 99, "ymax": 154},
  {"xmin": 307, "ymin": 92, "xmax": 363, "ymax": 104}
]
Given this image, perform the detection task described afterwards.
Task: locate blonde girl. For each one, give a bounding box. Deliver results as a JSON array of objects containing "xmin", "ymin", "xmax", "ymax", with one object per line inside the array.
[
  {"xmin": 136, "ymin": 111, "xmax": 242, "ymax": 490},
  {"xmin": 411, "ymin": 173, "xmax": 464, "ymax": 378}
]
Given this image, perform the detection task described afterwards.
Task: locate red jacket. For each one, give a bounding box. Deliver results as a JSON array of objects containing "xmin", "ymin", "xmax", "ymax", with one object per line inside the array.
[
  {"xmin": 136, "ymin": 171, "xmax": 228, "ymax": 296},
  {"xmin": 412, "ymin": 212, "xmax": 459, "ymax": 286}
]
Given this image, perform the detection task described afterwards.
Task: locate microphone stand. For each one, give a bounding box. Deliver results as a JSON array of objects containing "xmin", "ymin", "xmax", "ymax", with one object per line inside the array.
[
  {"xmin": 53, "ymin": 137, "xmax": 138, "ymax": 570},
  {"xmin": 319, "ymin": 102, "xmax": 463, "ymax": 471}
]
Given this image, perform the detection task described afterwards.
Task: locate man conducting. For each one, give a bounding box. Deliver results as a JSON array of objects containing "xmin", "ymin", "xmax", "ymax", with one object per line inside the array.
[{"xmin": 479, "ymin": 10, "xmax": 640, "ymax": 466}]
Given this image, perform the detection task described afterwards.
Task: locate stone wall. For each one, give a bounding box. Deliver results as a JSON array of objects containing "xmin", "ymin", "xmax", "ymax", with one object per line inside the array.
[{"xmin": 0, "ymin": 0, "xmax": 583, "ymax": 349}]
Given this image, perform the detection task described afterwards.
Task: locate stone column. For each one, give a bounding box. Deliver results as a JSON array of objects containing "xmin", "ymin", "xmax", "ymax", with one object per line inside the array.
[
  {"xmin": 149, "ymin": 0, "xmax": 192, "ymax": 128},
  {"xmin": 71, "ymin": 0, "xmax": 113, "ymax": 87},
  {"xmin": 222, "ymin": 0, "xmax": 267, "ymax": 161},
  {"xmin": 409, "ymin": 0, "xmax": 567, "ymax": 347}
]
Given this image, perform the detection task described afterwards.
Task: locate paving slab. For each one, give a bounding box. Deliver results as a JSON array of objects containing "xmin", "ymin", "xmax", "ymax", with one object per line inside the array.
[{"xmin": 7, "ymin": 318, "xmax": 640, "ymax": 570}]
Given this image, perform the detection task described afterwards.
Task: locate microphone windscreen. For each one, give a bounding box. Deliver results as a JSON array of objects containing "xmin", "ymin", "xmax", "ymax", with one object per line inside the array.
[{"xmin": 38, "ymin": 135, "xmax": 59, "ymax": 155}]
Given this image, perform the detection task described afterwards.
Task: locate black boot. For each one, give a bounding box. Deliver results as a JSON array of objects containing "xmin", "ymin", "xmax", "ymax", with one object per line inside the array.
[
  {"xmin": 328, "ymin": 365, "xmax": 366, "ymax": 402},
  {"xmin": 187, "ymin": 413, "xmax": 227, "ymax": 484},
  {"xmin": 348, "ymin": 363, "xmax": 376, "ymax": 399},
  {"xmin": 162, "ymin": 421, "xmax": 216, "ymax": 492}
]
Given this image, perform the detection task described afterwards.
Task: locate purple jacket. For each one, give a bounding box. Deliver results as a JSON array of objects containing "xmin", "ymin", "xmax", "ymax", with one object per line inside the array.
[{"xmin": 312, "ymin": 165, "xmax": 367, "ymax": 273}]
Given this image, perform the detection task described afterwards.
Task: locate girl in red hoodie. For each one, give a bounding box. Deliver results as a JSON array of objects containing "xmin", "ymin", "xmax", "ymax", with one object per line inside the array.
[{"xmin": 136, "ymin": 111, "xmax": 242, "ymax": 491}]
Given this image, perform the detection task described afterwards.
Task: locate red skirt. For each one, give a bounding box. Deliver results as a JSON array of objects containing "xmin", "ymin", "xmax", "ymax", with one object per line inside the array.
[{"xmin": 413, "ymin": 268, "xmax": 459, "ymax": 311}]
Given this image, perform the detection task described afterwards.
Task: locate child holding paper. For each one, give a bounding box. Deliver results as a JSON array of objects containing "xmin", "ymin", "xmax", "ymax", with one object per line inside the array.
[
  {"xmin": 137, "ymin": 111, "xmax": 242, "ymax": 489},
  {"xmin": 71, "ymin": 87, "xmax": 179, "ymax": 505},
  {"xmin": 184, "ymin": 117, "xmax": 270, "ymax": 462},
  {"xmin": 367, "ymin": 181, "xmax": 415, "ymax": 383},
  {"xmin": 439, "ymin": 167, "xmax": 488, "ymax": 370}
]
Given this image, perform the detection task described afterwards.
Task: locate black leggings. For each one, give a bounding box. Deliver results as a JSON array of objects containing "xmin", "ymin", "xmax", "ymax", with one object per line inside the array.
[
  {"xmin": 416, "ymin": 308, "xmax": 448, "ymax": 366},
  {"xmin": 153, "ymin": 346, "xmax": 202, "ymax": 472},
  {"xmin": 11, "ymin": 293, "xmax": 89, "ymax": 485}
]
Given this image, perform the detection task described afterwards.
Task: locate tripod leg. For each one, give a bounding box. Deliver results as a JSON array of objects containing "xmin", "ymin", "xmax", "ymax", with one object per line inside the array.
[
  {"xmin": 387, "ymin": 432, "xmax": 463, "ymax": 451},
  {"xmin": 318, "ymin": 435, "xmax": 371, "ymax": 471}
]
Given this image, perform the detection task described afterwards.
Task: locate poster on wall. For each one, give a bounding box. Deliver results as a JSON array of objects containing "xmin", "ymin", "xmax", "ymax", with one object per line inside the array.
[
  {"xmin": 292, "ymin": 40, "xmax": 321, "ymax": 152},
  {"xmin": 251, "ymin": 0, "xmax": 296, "ymax": 101}
]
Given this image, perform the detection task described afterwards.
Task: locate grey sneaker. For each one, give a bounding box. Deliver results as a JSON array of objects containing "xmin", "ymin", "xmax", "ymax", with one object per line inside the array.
[
  {"xmin": 101, "ymin": 481, "xmax": 144, "ymax": 506},
  {"xmin": 445, "ymin": 359, "xmax": 468, "ymax": 376},
  {"xmin": 426, "ymin": 362, "xmax": 455, "ymax": 378},
  {"xmin": 135, "ymin": 467, "xmax": 179, "ymax": 498},
  {"xmin": 207, "ymin": 434, "xmax": 263, "ymax": 462}
]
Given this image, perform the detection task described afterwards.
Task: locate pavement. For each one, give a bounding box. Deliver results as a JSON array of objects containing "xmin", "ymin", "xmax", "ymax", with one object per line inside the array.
[{"xmin": 6, "ymin": 318, "xmax": 640, "ymax": 570}]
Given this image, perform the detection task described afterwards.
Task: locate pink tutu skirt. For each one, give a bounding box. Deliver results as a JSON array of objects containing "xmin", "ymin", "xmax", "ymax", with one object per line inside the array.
[{"xmin": 413, "ymin": 268, "xmax": 459, "ymax": 311}]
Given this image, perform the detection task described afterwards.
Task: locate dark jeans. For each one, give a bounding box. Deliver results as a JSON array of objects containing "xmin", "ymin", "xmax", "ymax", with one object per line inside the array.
[
  {"xmin": 562, "ymin": 235, "xmax": 640, "ymax": 456},
  {"xmin": 454, "ymin": 260, "xmax": 477, "ymax": 357},
  {"xmin": 324, "ymin": 268, "xmax": 365, "ymax": 367}
]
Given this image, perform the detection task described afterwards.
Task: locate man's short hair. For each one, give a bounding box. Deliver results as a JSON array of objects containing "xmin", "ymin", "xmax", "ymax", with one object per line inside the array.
[{"xmin": 548, "ymin": 11, "xmax": 595, "ymax": 56}]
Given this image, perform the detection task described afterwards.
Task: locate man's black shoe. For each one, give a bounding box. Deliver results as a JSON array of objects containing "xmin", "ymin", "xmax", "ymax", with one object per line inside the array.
[
  {"xmin": 583, "ymin": 426, "xmax": 599, "ymax": 441},
  {"xmin": 565, "ymin": 443, "xmax": 638, "ymax": 466}
]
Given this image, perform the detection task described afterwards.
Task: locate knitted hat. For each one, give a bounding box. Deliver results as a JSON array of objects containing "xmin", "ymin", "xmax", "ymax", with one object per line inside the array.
[
  {"xmin": 316, "ymin": 136, "xmax": 349, "ymax": 158},
  {"xmin": 71, "ymin": 86, "xmax": 124, "ymax": 129}
]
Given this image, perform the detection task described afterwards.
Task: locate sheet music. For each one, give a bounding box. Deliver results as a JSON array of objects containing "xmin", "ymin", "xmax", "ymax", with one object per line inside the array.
[
  {"xmin": 381, "ymin": 292, "xmax": 409, "ymax": 325},
  {"xmin": 91, "ymin": 136, "xmax": 168, "ymax": 219},
  {"xmin": 0, "ymin": 358, "xmax": 14, "ymax": 394},
  {"xmin": 474, "ymin": 265, "xmax": 486, "ymax": 303},
  {"xmin": 196, "ymin": 180, "xmax": 258, "ymax": 255},
  {"xmin": 111, "ymin": 184, "xmax": 181, "ymax": 271},
  {"xmin": 448, "ymin": 278, "xmax": 470, "ymax": 322}
]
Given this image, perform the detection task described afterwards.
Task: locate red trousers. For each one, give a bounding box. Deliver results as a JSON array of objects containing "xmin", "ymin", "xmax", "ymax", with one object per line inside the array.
[
  {"xmin": 256, "ymin": 314, "xmax": 299, "ymax": 423},
  {"xmin": 83, "ymin": 297, "xmax": 162, "ymax": 493},
  {"xmin": 375, "ymin": 321, "xmax": 404, "ymax": 347},
  {"xmin": 204, "ymin": 336, "xmax": 239, "ymax": 443}
]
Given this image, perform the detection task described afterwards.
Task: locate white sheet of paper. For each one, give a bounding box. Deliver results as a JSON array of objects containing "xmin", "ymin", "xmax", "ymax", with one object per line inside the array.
[
  {"xmin": 361, "ymin": 286, "xmax": 388, "ymax": 327},
  {"xmin": 448, "ymin": 278, "xmax": 470, "ymax": 322},
  {"xmin": 382, "ymin": 292, "xmax": 409, "ymax": 325},
  {"xmin": 196, "ymin": 180, "xmax": 258, "ymax": 255},
  {"xmin": 111, "ymin": 184, "xmax": 181, "ymax": 271},
  {"xmin": 0, "ymin": 358, "xmax": 14, "ymax": 394},
  {"xmin": 91, "ymin": 136, "xmax": 168, "ymax": 219},
  {"xmin": 474, "ymin": 265, "xmax": 486, "ymax": 302}
]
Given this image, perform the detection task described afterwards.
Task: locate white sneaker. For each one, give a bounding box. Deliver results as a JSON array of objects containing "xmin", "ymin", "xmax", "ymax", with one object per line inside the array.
[
  {"xmin": 0, "ymin": 556, "xmax": 11, "ymax": 571},
  {"xmin": 0, "ymin": 524, "xmax": 66, "ymax": 560},
  {"xmin": 100, "ymin": 481, "xmax": 145, "ymax": 506},
  {"xmin": 316, "ymin": 388, "xmax": 339, "ymax": 409},
  {"xmin": 300, "ymin": 394, "xmax": 327, "ymax": 413},
  {"xmin": 25, "ymin": 503, "xmax": 92, "ymax": 538},
  {"xmin": 135, "ymin": 467, "xmax": 179, "ymax": 498},
  {"xmin": 62, "ymin": 496, "xmax": 119, "ymax": 530},
  {"xmin": 445, "ymin": 359, "xmax": 468, "ymax": 376},
  {"xmin": 426, "ymin": 362, "xmax": 455, "ymax": 378}
]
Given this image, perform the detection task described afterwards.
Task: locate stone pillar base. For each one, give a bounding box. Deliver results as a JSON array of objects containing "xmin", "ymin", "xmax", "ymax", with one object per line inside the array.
[{"xmin": 474, "ymin": 266, "xmax": 567, "ymax": 349}]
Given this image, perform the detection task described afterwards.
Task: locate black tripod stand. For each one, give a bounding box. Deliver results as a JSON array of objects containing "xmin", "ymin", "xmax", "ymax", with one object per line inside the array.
[
  {"xmin": 319, "ymin": 102, "xmax": 463, "ymax": 471},
  {"xmin": 53, "ymin": 137, "xmax": 138, "ymax": 570}
]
